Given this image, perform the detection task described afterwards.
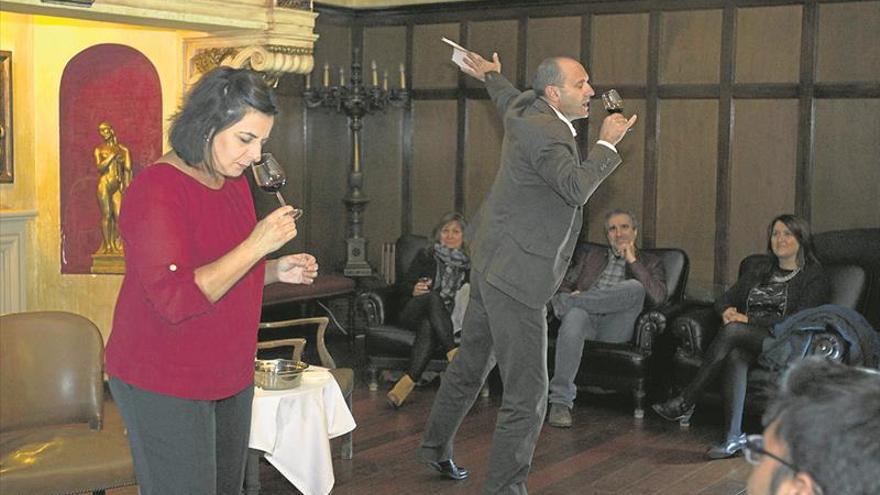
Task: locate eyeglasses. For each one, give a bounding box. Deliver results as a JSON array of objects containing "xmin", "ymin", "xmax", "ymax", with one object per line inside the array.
[{"xmin": 744, "ymin": 434, "xmax": 798, "ymax": 472}]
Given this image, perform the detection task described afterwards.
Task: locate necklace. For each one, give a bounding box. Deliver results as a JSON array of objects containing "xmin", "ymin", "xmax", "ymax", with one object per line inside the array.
[{"xmin": 771, "ymin": 266, "xmax": 802, "ymax": 283}]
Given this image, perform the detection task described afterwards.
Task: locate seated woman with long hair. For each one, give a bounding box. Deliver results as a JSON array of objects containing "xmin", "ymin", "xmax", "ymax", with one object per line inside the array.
[
  {"xmin": 387, "ymin": 212, "xmax": 470, "ymax": 408},
  {"xmin": 652, "ymin": 214, "xmax": 829, "ymax": 459}
]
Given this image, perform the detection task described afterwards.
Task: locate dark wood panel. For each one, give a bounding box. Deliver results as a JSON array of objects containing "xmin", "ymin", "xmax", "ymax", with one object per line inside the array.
[
  {"xmin": 735, "ymin": 5, "xmax": 802, "ymax": 83},
  {"xmin": 526, "ymin": 16, "xmax": 582, "ymax": 87},
  {"xmin": 659, "ymin": 9, "xmax": 722, "ymax": 84},
  {"xmin": 585, "ymin": 99, "xmax": 648, "ymax": 244},
  {"xmin": 816, "ymin": 1, "xmax": 880, "ymax": 83},
  {"xmin": 728, "ymin": 99, "xmax": 799, "ymax": 281},
  {"xmin": 412, "ymin": 100, "xmax": 458, "ymax": 234},
  {"xmin": 363, "ymin": 111, "xmax": 404, "ymax": 273},
  {"xmin": 463, "ymin": 99, "xmax": 504, "ymax": 220},
  {"xmin": 364, "ymin": 25, "xmax": 407, "ymax": 91},
  {"xmin": 812, "ymin": 99, "xmax": 880, "ymax": 232},
  {"xmin": 466, "ymin": 19, "xmax": 519, "ymax": 89},
  {"xmin": 413, "ymin": 23, "xmax": 460, "ymax": 89},
  {"xmin": 656, "ymin": 100, "xmax": 719, "ymax": 299},
  {"xmin": 591, "ymin": 13, "xmax": 650, "ymax": 85}
]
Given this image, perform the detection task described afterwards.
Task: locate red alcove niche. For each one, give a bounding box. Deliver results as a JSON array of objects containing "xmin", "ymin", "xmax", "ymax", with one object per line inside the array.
[{"xmin": 59, "ymin": 43, "xmax": 162, "ymax": 274}]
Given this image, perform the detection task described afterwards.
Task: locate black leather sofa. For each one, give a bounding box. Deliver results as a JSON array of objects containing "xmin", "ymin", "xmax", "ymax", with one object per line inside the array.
[{"xmin": 669, "ymin": 228, "xmax": 878, "ymax": 417}]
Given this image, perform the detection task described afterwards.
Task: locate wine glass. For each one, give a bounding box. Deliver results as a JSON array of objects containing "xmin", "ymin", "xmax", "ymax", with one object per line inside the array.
[
  {"xmin": 602, "ymin": 89, "xmax": 624, "ymax": 114},
  {"xmin": 251, "ymin": 153, "xmax": 304, "ymax": 220}
]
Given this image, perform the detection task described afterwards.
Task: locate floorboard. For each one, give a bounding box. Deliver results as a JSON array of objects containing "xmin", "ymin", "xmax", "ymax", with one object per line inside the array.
[{"xmin": 106, "ymin": 354, "xmax": 750, "ymax": 494}]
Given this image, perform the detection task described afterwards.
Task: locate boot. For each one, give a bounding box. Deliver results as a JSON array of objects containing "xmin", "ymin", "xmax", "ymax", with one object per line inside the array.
[
  {"xmin": 446, "ymin": 347, "xmax": 460, "ymax": 362},
  {"xmin": 386, "ymin": 374, "xmax": 415, "ymax": 408},
  {"xmin": 652, "ymin": 395, "xmax": 696, "ymax": 425}
]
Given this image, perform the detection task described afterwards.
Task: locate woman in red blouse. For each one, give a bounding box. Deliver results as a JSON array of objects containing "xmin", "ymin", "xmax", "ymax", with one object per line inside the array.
[{"xmin": 105, "ymin": 67, "xmax": 318, "ymax": 494}]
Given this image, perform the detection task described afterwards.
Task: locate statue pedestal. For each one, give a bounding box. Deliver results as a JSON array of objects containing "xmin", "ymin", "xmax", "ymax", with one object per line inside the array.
[{"xmin": 91, "ymin": 253, "xmax": 125, "ymax": 274}]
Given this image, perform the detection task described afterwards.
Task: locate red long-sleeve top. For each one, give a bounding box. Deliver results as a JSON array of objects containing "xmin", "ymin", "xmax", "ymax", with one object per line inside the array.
[{"xmin": 106, "ymin": 164, "xmax": 265, "ymax": 400}]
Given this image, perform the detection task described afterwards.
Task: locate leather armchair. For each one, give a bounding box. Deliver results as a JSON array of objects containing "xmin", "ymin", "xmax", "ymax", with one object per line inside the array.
[
  {"xmin": 548, "ymin": 242, "xmax": 691, "ymax": 418},
  {"xmin": 360, "ymin": 234, "xmax": 458, "ymax": 391},
  {"xmin": 0, "ymin": 311, "xmax": 136, "ymax": 495},
  {"xmin": 671, "ymin": 231, "xmax": 874, "ymax": 416}
]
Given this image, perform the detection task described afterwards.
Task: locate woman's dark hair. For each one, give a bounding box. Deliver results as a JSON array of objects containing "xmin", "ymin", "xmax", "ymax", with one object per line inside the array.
[
  {"xmin": 432, "ymin": 212, "xmax": 467, "ymax": 246},
  {"xmin": 169, "ymin": 67, "xmax": 278, "ymax": 175},
  {"xmin": 765, "ymin": 213, "xmax": 819, "ymax": 269}
]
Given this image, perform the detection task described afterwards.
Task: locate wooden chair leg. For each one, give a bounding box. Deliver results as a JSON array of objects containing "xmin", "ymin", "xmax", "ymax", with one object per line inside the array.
[
  {"xmin": 632, "ymin": 380, "xmax": 646, "ymax": 419},
  {"xmin": 368, "ymin": 367, "xmax": 379, "ymax": 392},
  {"xmin": 244, "ymin": 448, "xmax": 262, "ymax": 495}
]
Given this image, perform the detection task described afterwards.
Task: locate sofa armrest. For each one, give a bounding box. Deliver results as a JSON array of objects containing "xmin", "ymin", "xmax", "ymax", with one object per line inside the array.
[
  {"xmin": 633, "ymin": 301, "xmax": 701, "ymax": 352},
  {"xmin": 671, "ymin": 304, "xmax": 721, "ymax": 359},
  {"xmin": 357, "ymin": 291, "xmax": 386, "ymax": 327}
]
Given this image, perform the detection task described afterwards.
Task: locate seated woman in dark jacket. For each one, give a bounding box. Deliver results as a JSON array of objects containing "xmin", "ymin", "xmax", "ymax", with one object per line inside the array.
[
  {"xmin": 387, "ymin": 212, "xmax": 471, "ymax": 408},
  {"xmin": 652, "ymin": 214, "xmax": 829, "ymax": 459}
]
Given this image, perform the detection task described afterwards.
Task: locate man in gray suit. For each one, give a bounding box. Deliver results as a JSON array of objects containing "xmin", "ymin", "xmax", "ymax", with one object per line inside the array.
[{"xmin": 417, "ymin": 50, "xmax": 637, "ymax": 494}]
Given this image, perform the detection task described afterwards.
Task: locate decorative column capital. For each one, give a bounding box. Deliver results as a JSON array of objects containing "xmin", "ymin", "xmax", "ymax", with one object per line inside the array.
[{"xmin": 184, "ymin": 2, "xmax": 318, "ymax": 86}]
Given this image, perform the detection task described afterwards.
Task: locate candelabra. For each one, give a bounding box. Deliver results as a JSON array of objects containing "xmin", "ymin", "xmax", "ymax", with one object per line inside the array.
[{"xmin": 304, "ymin": 51, "xmax": 409, "ymax": 277}]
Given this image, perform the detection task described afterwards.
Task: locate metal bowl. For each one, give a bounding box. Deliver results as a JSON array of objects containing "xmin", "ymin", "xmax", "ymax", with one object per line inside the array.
[{"xmin": 254, "ymin": 359, "xmax": 309, "ymax": 390}]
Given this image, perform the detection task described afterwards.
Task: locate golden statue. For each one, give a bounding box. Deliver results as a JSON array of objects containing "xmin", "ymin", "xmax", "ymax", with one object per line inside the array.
[{"xmin": 94, "ymin": 122, "xmax": 132, "ymax": 255}]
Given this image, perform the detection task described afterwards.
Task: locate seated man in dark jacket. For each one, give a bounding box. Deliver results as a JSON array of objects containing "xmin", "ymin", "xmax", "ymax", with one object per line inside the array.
[{"xmin": 547, "ymin": 209, "xmax": 667, "ymax": 428}]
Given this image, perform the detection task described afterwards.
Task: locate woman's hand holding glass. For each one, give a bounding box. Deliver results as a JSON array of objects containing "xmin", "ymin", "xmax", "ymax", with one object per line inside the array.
[
  {"xmin": 413, "ymin": 277, "xmax": 432, "ymax": 296},
  {"xmin": 276, "ymin": 253, "xmax": 318, "ymax": 285},
  {"xmin": 249, "ymin": 205, "xmax": 299, "ymax": 257}
]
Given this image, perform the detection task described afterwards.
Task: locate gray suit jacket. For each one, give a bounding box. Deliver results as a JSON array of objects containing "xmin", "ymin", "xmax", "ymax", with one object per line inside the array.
[{"xmin": 469, "ymin": 72, "xmax": 622, "ymax": 309}]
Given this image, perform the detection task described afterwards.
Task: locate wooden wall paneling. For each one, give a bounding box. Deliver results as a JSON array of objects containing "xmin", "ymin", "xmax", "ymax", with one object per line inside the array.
[
  {"xmin": 590, "ymin": 13, "xmax": 649, "ymax": 86},
  {"xmin": 525, "ymin": 16, "xmax": 582, "ymax": 87},
  {"xmin": 412, "ymin": 23, "xmax": 460, "ymax": 89},
  {"xmin": 463, "ymin": 99, "xmax": 504, "ymax": 221},
  {"xmin": 642, "ymin": 9, "xmax": 661, "ymax": 248},
  {"xmin": 309, "ymin": 21, "xmax": 352, "ymax": 271},
  {"xmin": 811, "ymin": 99, "xmax": 880, "ymax": 232},
  {"xmin": 465, "ymin": 19, "xmax": 519, "ymax": 89},
  {"xmin": 816, "ymin": 1, "xmax": 880, "ymax": 83},
  {"xmin": 713, "ymin": 3, "xmax": 735, "ymax": 293},
  {"xmin": 735, "ymin": 5, "xmax": 802, "ymax": 83},
  {"xmin": 656, "ymin": 100, "xmax": 719, "ymax": 299},
  {"xmin": 795, "ymin": 0, "xmax": 818, "ymax": 221},
  {"xmin": 364, "ymin": 26, "xmax": 407, "ymax": 92},
  {"xmin": 412, "ymin": 100, "xmax": 458, "ymax": 235},
  {"xmin": 362, "ymin": 111, "xmax": 404, "ymax": 273},
  {"xmin": 584, "ymin": 99, "xmax": 647, "ymax": 244},
  {"xmin": 659, "ymin": 9, "xmax": 722, "ymax": 84},
  {"xmin": 728, "ymin": 99, "xmax": 799, "ymax": 281}
]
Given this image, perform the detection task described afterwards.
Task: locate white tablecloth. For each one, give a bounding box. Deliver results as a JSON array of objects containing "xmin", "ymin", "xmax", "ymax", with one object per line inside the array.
[{"xmin": 250, "ymin": 367, "xmax": 356, "ymax": 495}]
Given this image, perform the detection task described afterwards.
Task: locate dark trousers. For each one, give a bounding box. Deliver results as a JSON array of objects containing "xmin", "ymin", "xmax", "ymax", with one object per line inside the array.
[
  {"xmin": 681, "ymin": 322, "xmax": 767, "ymax": 438},
  {"xmin": 399, "ymin": 291, "xmax": 456, "ymax": 380},
  {"xmin": 109, "ymin": 377, "xmax": 254, "ymax": 495},
  {"xmin": 418, "ymin": 269, "xmax": 548, "ymax": 495}
]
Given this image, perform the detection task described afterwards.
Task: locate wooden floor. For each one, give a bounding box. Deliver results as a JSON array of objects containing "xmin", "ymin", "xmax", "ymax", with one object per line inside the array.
[{"xmin": 108, "ymin": 378, "xmax": 749, "ymax": 494}]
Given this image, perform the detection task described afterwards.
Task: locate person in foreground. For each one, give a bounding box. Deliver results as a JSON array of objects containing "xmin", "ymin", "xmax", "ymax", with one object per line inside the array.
[
  {"xmin": 417, "ymin": 50, "xmax": 636, "ymax": 494},
  {"xmin": 745, "ymin": 357, "xmax": 880, "ymax": 495},
  {"xmin": 653, "ymin": 214, "xmax": 829, "ymax": 460},
  {"xmin": 387, "ymin": 212, "xmax": 471, "ymax": 408},
  {"xmin": 547, "ymin": 208, "xmax": 667, "ymax": 428},
  {"xmin": 105, "ymin": 67, "xmax": 319, "ymax": 495}
]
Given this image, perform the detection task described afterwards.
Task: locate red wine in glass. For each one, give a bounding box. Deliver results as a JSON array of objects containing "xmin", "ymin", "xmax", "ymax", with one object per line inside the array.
[
  {"xmin": 252, "ymin": 153, "xmax": 304, "ymax": 220},
  {"xmin": 602, "ymin": 89, "xmax": 624, "ymax": 114}
]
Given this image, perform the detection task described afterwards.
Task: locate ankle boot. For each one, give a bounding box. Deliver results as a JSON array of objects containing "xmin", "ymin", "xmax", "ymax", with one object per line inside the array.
[
  {"xmin": 387, "ymin": 374, "xmax": 415, "ymax": 408},
  {"xmin": 446, "ymin": 347, "xmax": 460, "ymax": 362},
  {"xmin": 652, "ymin": 395, "xmax": 696, "ymax": 425}
]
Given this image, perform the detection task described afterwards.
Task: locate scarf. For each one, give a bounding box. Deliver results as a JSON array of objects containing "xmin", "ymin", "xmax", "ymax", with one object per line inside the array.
[{"xmin": 433, "ymin": 243, "xmax": 470, "ymax": 311}]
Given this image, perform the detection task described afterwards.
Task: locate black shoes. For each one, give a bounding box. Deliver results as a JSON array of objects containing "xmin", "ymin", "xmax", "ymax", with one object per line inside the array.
[
  {"xmin": 428, "ymin": 459, "xmax": 469, "ymax": 480},
  {"xmin": 651, "ymin": 396, "xmax": 696, "ymax": 425},
  {"xmin": 706, "ymin": 433, "xmax": 748, "ymax": 460}
]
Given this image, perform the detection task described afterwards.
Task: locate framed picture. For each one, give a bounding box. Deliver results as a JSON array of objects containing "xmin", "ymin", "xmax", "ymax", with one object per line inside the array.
[{"xmin": 0, "ymin": 50, "xmax": 12, "ymax": 183}]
